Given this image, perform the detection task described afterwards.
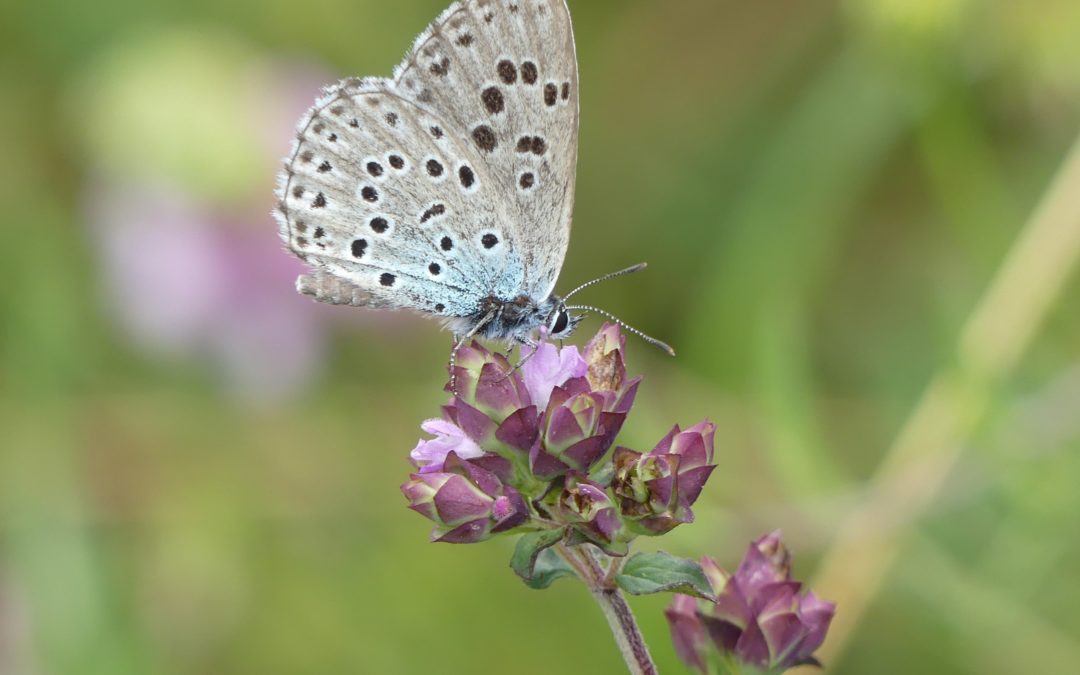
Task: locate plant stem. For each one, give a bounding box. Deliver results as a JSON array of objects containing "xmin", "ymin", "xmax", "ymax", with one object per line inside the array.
[
  {"xmin": 591, "ymin": 586, "xmax": 658, "ymax": 675},
  {"xmin": 558, "ymin": 544, "xmax": 658, "ymax": 675}
]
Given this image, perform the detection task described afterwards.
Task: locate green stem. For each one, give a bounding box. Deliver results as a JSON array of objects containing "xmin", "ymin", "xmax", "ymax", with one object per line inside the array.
[
  {"xmin": 558, "ymin": 545, "xmax": 657, "ymax": 675},
  {"xmin": 590, "ymin": 586, "xmax": 658, "ymax": 675}
]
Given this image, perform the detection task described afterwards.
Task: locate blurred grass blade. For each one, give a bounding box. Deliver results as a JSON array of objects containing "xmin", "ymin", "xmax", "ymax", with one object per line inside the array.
[
  {"xmin": 810, "ymin": 131, "xmax": 1080, "ymax": 665},
  {"xmin": 686, "ymin": 49, "xmax": 914, "ymax": 493},
  {"xmin": 903, "ymin": 534, "xmax": 1080, "ymax": 675}
]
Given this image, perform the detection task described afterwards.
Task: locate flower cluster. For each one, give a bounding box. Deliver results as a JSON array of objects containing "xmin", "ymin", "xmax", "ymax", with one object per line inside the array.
[
  {"xmin": 401, "ymin": 324, "xmax": 716, "ymax": 553},
  {"xmin": 665, "ymin": 532, "xmax": 836, "ymax": 674}
]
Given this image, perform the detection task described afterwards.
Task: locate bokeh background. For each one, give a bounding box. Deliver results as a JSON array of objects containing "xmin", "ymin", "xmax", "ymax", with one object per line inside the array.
[{"xmin": 2, "ymin": 0, "xmax": 1079, "ymax": 672}]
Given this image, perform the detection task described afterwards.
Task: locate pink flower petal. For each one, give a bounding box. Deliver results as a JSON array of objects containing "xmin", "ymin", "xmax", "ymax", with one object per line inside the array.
[
  {"xmin": 521, "ymin": 342, "xmax": 587, "ymax": 410},
  {"xmin": 410, "ymin": 419, "xmax": 484, "ymax": 472}
]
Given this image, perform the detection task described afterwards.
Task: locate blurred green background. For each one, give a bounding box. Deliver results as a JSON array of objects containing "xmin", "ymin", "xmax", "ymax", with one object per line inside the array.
[{"xmin": 2, "ymin": 0, "xmax": 1080, "ymax": 673}]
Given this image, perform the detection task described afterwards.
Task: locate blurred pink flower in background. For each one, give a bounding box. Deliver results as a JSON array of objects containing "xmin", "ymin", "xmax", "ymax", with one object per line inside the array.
[
  {"xmin": 74, "ymin": 31, "xmax": 343, "ymax": 402},
  {"xmin": 87, "ymin": 181, "xmax": 326, "ymax": 401},
  {"xmin": 0, "ymin": 577, "xmax": 35, "ymax": 675}
]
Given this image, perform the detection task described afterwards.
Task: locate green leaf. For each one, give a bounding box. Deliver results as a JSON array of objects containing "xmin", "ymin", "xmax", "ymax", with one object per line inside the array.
[
  {"xmin": 523, "ymin": 548, "xmax": 578, "ymax": 589},
  {"xmin": 614, "ymin": 551, "xmax": 715, "ymax": 600},
  {"xmin": 511, "ymin": 529, "xmax": 574, "ymax": 589}
]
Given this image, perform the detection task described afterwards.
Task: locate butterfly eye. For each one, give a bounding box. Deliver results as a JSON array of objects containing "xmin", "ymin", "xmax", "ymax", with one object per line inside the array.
[{"xmin": 551, "ymin": 309, "xmax": 570, "ymax": 335}]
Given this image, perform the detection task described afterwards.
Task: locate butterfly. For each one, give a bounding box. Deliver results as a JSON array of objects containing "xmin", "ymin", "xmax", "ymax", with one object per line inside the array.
[{"xmin": 274, "ymin": 0, "xmax": 673, "ymax": 360}]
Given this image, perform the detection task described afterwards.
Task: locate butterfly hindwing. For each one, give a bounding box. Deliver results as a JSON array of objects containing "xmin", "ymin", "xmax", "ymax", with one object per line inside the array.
[{"xmin": 279, "ymin": 79, "xmax": 515, "ymax": 318}]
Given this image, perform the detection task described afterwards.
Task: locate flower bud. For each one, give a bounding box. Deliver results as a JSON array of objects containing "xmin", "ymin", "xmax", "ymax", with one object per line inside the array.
[
  {"xmin": 611, "ymin": 421, "xmax": 717, "ymax": 535},
  {"xmin": 525, "ymin": 333, "xmax": 640, "ymax": 479},
  {"xmin": 583, "ymin": 322, "xmax": 627, "ymax": 391},
  {"xmin": 738, "ymin": 530, "xmax": 792, "ymax": 594},
  {"xmin": 556, "ymin": 475, "xmax": 628, "ymax": 555},
  {"xmin": 651, "ymin": 421, "xmax": 716, "ymax": 505},
  {"xmin": 667, "ymin": 532, "xmax": 836, "ymax": 673},
  {"xmin": 401, "ymin": 452, "xmax": 529, "ymax": 544},
  {"xmin": 448, "ymin": 342, "xmax": 532, "ymax": 425},
  {"xmin": 530, "ymin": 378, "xmax": 637, "ymax": 478},
  {"xmin": 439, "ymin": 342, "xmax": 545, "ymax": 476},
  {"xmin": 664, "ymin": 594, "xmax": 710, "ymax": 673}
]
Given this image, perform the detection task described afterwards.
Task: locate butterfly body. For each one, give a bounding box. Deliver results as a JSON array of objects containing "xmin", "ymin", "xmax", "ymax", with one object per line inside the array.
[{"xmin": 275, "ymin": 0, "xmax": 582, "ymax": 345}]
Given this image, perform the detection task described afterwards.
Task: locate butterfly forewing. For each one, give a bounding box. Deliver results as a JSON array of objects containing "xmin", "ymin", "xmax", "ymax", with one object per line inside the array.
[
  {"xmin": 275, "ymin": 0, "xmax": 579, "ymax": 320},
  {"xmin": 392, "ymin": 0, "xmax": 580, "ymax": 299}
]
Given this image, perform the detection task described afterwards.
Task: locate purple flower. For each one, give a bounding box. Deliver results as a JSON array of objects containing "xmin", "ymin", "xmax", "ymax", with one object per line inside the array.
[
  {"xmin": 532, "ymin": 375, "xmax": 638, "ymax": 479},
  {"xmin": 521, "ymin": 341, "xmax": 587, "ymax": 410},
  {"xmin": 665, "ymin": 595, "xmax": 710, "ymax": 673},
  {"xmin": 433, "ymin": 331, "xmax": 637, "ymax": 483},
  {"xmin": 403, "ymin": 324, "xmax": 716, "ymax": 554},
  {"xmin": 439, "ymin": 342, "xmax": 538, "ymax": 479},
  {"xmin": 523, "ymin": 330, "xmax": 639, "ymax": 479},
  {"xmin": 401, "ymin": 452, "xmax": 530, "ymax": 544},
  {"xmin": 666, "ymin": 532, "xmax": 836, "ymax": 673},
  {"xmin": 410, "ymin": 419, "xmax": 485, "ymax": 473},
  {"xmin": 583, "ymin": 322, "xmax": 628, "ymax": 391},
  {"xmin": 448, "ymin": 342, "xmax": 533, "ymax": 433},
  {"xmin": 612, "ymin": 421, "xmax": 717, "ymax": 535},
  {"xmin": 556, "ymin": 475, "xmax": 628, "ymax": 556}
]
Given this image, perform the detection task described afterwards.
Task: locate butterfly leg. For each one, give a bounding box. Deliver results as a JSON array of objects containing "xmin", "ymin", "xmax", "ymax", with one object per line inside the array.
[
  {"xmin": 448, "ymin": 308, "xmax": 499, "ymax": 396},
  {"xmin": 499, "ymin": 336, "xmax": 540, "ymax": 383}
]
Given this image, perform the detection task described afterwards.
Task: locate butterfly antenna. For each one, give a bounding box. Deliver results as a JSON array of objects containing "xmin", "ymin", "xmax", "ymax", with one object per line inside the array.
[
  {"xmin": 563, "ymin": 263, "xmax": 648, "ymax": 301},
  {"xmin": 565, "ymin": 304, "xmax": 676, "ymax": 356}
]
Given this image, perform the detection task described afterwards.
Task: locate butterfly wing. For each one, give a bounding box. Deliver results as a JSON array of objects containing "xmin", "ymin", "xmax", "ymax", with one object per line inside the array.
[
  {"xmin": 276, "ymin": 74, "xmax": 523, "ymax": 319},
  {"xmin": 274, "ymin": 0, "xmax": 579, "ymax": 318},
  {"xmin": 389, "ymin": 0, "xmax": 580, "ymax": 301}
]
